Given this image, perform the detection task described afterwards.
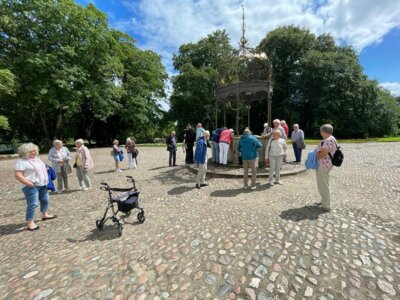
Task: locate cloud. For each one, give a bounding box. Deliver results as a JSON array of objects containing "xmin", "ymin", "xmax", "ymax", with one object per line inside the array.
[
  {"xmin": 380, "ymin": 82, "xmax": 400, "ymax": 96},
  {"xmin": 116, "ymin": 0, "xmax": 400, "ymax": 76}
]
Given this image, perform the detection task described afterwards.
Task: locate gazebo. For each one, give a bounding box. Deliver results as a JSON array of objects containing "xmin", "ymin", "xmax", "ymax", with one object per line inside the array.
[{"xmin": 215, "ymin": 6, "xmax": 273, "ymax": 134}]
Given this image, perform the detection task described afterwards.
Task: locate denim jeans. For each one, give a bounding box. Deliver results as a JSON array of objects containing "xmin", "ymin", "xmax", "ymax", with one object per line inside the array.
[
  {"xmin": 292, "ymin": 142, "xmax": 302, "ymax": 162},
  {"xmin": 22, "ymin": 185, "xmax": 49, "ymax": 221},
  {"xmin": 211, "ymin": 141, "xmax": 219, "ymax": 163},
  {"xmin": 168, "ymin": 149, "xmax": 176, "ymax": 166}
]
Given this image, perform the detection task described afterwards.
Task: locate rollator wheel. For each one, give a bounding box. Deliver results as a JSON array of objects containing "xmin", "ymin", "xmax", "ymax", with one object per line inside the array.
[
  {"xmin": 96, "ymin": 219, "xmax": 104, "ymax": 231},
  {"xmin": 137, "ymin": 212, "xmax": 145, "ymax": 223},
  {"xmin": 117, "ymin": 223, "xmax": 123, "ymax": 237}
]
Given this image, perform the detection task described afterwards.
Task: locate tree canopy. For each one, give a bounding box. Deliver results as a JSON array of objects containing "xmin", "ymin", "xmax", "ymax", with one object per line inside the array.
[
  {"xmin": 170, "ymin": 25, "xmax": 399, "ymax": 138},
  {"xmin": 169, "ymin": 30, "xmax": 235, "ymax": 138},
  {"xmin": 0, "ymin": 0, "xmax": 167, "ymax": 146}
]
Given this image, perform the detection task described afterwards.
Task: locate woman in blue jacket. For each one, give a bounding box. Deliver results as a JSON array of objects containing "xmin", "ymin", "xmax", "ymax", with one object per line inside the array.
[
  {"xmin": 238, "ymin": 128, "xmax": 262, "ymax": 189},
  {"xmin": 194, "ymin": 130, "xmax": 210, "ymax": 189}
]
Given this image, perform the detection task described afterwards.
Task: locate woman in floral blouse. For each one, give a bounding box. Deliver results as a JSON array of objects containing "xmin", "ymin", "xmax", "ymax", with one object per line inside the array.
[{"xmin": 315, "ymin": 124, "xmax": 337, "ymax": 212}]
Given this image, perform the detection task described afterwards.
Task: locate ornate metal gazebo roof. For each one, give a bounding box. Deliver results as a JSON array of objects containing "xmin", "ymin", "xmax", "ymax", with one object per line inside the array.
[{"xmin": 215, "ymin": 5, "xmax": 273, "ymax": 133}]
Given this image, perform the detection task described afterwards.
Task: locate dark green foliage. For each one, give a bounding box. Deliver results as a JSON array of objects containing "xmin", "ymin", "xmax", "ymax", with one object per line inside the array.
[
  {"xmin": 0, "ymin": 0, "xmax": 167, "ymax": 146},
  {"xmin": 257, "ymin": 26, "xmax": 399, "ymax": 138},
  {"xmin": 169, "ymin": 30, "xmax": 234, "ymax": 138}
]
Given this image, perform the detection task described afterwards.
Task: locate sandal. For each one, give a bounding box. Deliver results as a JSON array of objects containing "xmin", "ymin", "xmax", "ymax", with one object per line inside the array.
[
  {"xmin": 27, "ymin": 226, "xmax": 40, "ymax": 231},
  {"xmin": 42, "ymin": 215, "xmax": 57, "ymax": 221}
]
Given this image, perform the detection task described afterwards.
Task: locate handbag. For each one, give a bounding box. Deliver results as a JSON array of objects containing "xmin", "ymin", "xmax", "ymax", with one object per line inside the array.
[
  {"xmin": 118, "ymin": 150, "xmax": 124, "ymax": 161},
  {"xmin": 65, "ymin": 163, "xmax": 72, "ymax": 174},
  {"xmin": 296, "ymin": 139, "xmax": 306, "ymax": 149}
]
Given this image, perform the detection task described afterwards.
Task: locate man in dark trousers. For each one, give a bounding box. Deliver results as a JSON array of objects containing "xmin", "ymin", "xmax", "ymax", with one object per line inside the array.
[
  {"xmin": 183, "ymin": 124, "xmax": 195, "ymax": 165},
  {"xmin": 166, "ymin": 131, "xmax": 177, "ymax": 167}
]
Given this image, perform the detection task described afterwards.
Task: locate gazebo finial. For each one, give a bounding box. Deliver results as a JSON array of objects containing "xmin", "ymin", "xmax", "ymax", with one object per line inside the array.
[{"xmin": 240, "ymin": 5, "xmax": 248, "ymax": 53}]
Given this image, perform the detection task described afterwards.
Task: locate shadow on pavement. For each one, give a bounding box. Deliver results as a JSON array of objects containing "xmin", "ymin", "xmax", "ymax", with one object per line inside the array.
[
  {"xmin": 67, "ymin": 219, "xmax": 143, "ymax": 242},
  {"xmin": 279, "ymin": 205, "xmax": 327, "ymax": 221},
  {"xmin": 0, "ymin": 222, "xmax": 28, "ymax": 236},
  {"xmin": 152, "ymin": 167, "xmax": 194, "ymax": 184},
  {"xmin": 168, "ymin": 186, "xmax": 195, "ymax": 195},
  {"xmin": 210, "ymin": 183, "xmax": 271, "ymax": 197},
  {"xmin": 149, "ymin": 166, "xmax": 171, "ymax": 171},
  {"xmin": 94, "ymin": 170, "xmax": 118, "ymax": 175}
]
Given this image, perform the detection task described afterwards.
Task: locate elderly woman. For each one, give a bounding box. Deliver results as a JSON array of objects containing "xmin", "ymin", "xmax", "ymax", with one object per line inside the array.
[
  {"xmin": 74, "ymin": 139, "xmax": 94, "ymax": 190},
  {"xmin": 15, "ymin": 143, "xmax": 57, "ymax": 231},
  {"xmin": 112, "ymin": 139, "xmax": 123, "ymax": 172},
  {"xmin": 125, "ymin": 137, "xmax": 137, "ymax": 169},
  {"xmin": 48, "ymin": 140, "xmax": 72, "ymax": 193},
  {"xmin": 238, "ymin": 128, "xmax": 262, "ymax": 189},
  {"xmin": 315, "ymin": 124, "xmax": 337, "ymax": 212},
  {"xmin": 265, "ymin": 130, "xmax": 287, "ymax": 185}
]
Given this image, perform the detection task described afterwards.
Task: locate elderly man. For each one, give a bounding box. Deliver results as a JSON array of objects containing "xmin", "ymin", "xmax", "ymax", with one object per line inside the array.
[
  {"xmin": 266, "ymin": 119, "xmax": 287, "ymax": 141},
  {"xmin": 194, "ymin": 130, "xmax": 210, "ymax": 189},
  {"xmin": 166, "ymin": 131, "xmax": 177, "ymax": 167},
  {"xmin": 195, "ymin": 123, "xmax": 205, "ymax": 141},
  {"xmin": 291, "ymin": 124, "xmax": 305, "ymax": 163}
]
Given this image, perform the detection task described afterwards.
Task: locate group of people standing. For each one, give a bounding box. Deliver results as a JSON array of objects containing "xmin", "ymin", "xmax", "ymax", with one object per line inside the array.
[
  {"xmin": 14, "ymin": 136, "xmax": 140, "ymax": 231},
  {"xmin": 14, "ymin": 121, "xmax": 336, "ymax": 232},
  {"xmin": 111, "ymin": 138, "xmax": 138, "ymax": 172},
  {"xmin": 14, "ymin": 139, "xmax": 94, "ymax": 231}
]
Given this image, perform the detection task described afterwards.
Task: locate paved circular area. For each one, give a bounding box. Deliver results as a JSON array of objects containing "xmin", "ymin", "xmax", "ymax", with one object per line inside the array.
[{"xmin": 0, "ymin": 143, "xmax": 399, "ymax": 299}]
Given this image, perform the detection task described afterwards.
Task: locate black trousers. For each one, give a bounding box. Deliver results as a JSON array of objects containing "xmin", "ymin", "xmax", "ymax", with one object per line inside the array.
[
  {"xmin": 169, "ymin": 150, "xmax": 176, "ymax": 166},
  {"xmin": 185, "ymin": 143, "xmax": 194, "ymax": 164}
]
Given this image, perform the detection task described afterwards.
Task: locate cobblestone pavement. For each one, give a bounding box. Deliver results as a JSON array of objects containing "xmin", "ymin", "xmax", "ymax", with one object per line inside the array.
[{"xmin": 0, "ymin": 143, "xmax": 399, "ymax": 300}]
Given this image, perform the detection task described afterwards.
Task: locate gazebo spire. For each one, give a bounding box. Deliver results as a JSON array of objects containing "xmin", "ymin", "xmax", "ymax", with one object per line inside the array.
[{"xmin": 239, "ymin": 5, "xmax": 250, "ymax": 56}]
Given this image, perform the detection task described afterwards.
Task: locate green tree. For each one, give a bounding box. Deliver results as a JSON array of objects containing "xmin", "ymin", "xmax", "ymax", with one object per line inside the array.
[
  {"xmin": 258, "ymin": 26, "xmax": 316, "ymax": 122},
  {"xmin": 258, "ymin": 26, "xmax": 399, "ymax": 137},
  {"xmin": 0, "ymin": 0, "xmax": 167, "ymax": 145},
  {"xmin": 0, "ymin": 69, "xmax": 14, "ymax": 130},
  {"xmin": 169, "ymin": 30, "xmax": 234, "ymax": 137}
]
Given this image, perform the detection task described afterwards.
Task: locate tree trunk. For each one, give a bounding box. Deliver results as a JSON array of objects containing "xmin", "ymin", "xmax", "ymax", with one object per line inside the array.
[
  {"xmin": 40, "ymin": 112, "xmax": 51, "ymax": 146},
  {"xmin": 54, "ymin": 108, "xmax": 63, "ymax": 140}
]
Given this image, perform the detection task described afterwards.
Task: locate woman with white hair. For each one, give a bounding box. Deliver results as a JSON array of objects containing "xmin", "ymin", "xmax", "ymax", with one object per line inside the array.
[
  {"xmin": 265, "ymin": 130, "xmax": 287, "ymax": 185},
  {"xmin": 315, "ymin": 124, "xmax": 337, "ymax": 212},
  {"xmin": 48, "ymin": 140, "xmax": 72, "ymax": 193},
  {"xmin": 74, "ymin": 139, "xmax": 94, "ymax": 190},
  {"xmin": 125, "ymin": 137, "xmax": 137, "ymax": 169},
  {"xmin": 15, "ymin": 143, "xmax": 57, "ymax": 231}
]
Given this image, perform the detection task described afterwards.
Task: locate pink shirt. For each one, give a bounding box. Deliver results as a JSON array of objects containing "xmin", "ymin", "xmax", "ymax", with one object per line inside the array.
[
  {"xmin": 316, "ymin": 136, "xmax": 336, "ymax": 169},
  {"xmin": 219, "ymin": 129, "xmax": 233, "ymax": 144}
]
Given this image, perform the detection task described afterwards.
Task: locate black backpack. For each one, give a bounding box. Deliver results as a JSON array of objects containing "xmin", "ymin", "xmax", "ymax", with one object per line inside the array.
[{"xmin": 329, "ymin": 140, "xmax": 343, "ymax": 167}]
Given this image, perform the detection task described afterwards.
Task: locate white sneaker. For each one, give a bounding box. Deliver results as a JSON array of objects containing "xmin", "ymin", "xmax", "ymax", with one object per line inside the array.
[
  {"xmin": 268, "ymin": 182, "xmax": 274, "ymax": 186},
  {"xmin": 79, "ymin": 186, "xmax": 85, "ymax": 190},
  {"xmin": 250, "ymin": 186, "xmax": 256, "ymax": 190},
  {"xmin": 275, "ymin": 181, "xmax": 283, "ymax": 185},
  {"xmin": 57, "ymin": 190, "xmax": 62, "ymax": 194},
  {"xmin": 83, "ymin": 187, "xmax": 90, "ymax": 191}
]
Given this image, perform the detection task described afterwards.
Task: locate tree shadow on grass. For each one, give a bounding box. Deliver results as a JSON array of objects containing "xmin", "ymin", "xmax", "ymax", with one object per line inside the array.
[{"xmin": 279, "ymin": 205, "xmax": 327, "ymax": 221}]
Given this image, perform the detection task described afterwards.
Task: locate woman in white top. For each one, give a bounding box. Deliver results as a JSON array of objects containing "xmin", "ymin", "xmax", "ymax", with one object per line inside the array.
[
  {"xmin": 48, "ymin": 140, "xmax": 72, "ymax": 193},
  {"xmin": 15, "ymin": 143, "xmax": 57, "ymax": 231},
  {"xmin": 265, "ymin": 130, "xmax": 287, "ymax": 185}
]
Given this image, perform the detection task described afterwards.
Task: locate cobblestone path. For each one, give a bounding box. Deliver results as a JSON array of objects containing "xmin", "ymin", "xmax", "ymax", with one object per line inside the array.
[{"xmin": 0, "ymin": 143, "xmax": 399, "ymax": 299}]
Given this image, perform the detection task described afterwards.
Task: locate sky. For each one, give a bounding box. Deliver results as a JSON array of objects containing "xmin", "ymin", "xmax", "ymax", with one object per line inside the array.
[{"xmin": 75, "ymin": 0, "xmax": 400, "ymax": 98}]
